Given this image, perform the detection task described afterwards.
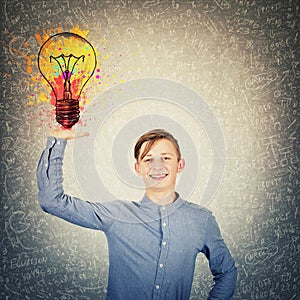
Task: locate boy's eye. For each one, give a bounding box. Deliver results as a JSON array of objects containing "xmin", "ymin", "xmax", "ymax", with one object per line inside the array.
[{"xmin": 143, "ymin": 156, "xmax": 171, "ymax": 163}]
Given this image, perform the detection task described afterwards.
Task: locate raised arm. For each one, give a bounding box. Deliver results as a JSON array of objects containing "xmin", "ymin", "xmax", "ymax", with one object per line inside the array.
[
  {"xmin": 36, "ymin": 127, "xmax": 119, "ymax": 232},
  {"xmin": 202, "ymin": 214, "xmax": 237, "ymax": 299}
]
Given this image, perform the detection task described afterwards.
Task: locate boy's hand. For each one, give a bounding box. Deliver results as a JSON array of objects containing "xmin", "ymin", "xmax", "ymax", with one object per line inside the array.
[{"xmin": 50, "ymin": 127, "xmax": 89, "ymax": 140}]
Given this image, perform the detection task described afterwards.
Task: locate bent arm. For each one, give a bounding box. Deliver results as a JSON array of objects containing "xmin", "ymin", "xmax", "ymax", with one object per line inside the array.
[
  {"xmin": 202, "ymin": 214, "xmax": 237, "ymax": 299},
  {"xmin": 36, "ymin": 137, "xmax": 119, "ymax": 231}
]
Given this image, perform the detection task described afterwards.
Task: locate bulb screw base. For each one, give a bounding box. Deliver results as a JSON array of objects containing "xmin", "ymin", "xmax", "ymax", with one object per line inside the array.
[{"xmin": 56, "ymin": 99, "xmax": 80, "ymax": 129}]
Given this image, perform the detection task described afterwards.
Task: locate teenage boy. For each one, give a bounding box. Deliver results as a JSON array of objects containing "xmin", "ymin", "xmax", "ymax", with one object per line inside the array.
[{"xmin": 37, "ymin": 127, "xmax": 237, "ymax": 300}]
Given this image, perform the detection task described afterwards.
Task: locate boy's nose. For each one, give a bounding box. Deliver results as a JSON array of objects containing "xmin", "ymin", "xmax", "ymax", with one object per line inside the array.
[{"xmin": 150, "ymin": 156, "xmax": 165, "ymax": 170}]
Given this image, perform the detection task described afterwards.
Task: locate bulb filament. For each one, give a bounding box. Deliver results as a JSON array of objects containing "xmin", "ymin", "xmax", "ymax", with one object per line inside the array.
[{"xmin": 50, "ymin": 54, "xmax": 85, "ymax": 128}]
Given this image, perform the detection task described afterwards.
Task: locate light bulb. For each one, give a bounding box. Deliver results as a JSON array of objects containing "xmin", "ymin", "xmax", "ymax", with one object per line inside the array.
[{"xmin": 38, "ymin": 32, "xmax": 97, "ymax": 128}]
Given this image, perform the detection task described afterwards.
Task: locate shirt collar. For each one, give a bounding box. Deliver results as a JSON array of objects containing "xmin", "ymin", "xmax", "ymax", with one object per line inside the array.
[{"xmin": 140, "ymin": 192, "xmax": 184, "ymax": 213}]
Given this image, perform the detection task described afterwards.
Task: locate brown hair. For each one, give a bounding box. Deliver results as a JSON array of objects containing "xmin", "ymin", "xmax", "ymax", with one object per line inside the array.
[{"xmin": 134, "ymin": 129, "xmax": 181, "ymax": 161}]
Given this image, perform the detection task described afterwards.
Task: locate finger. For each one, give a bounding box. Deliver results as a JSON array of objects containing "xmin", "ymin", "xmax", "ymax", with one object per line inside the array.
[
  {"xmin": 50, "ymin": 126, "xmax": 89, "ymax": 140},
  {"xmin": 72, "ymin": 131, "xmax": 90, "ymax": 139}
]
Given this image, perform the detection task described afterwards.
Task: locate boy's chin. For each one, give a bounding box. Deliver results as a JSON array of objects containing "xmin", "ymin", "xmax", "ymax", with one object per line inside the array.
[{"xmin": 144, "ymin": 177, "xmax": 166, "ymax": 187}]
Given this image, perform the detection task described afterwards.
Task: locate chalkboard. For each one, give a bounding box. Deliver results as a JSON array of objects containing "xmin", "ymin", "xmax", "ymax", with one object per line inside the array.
[{"xmin": 0, "ymin": 0, "xmax": 299, "ymax": 299}]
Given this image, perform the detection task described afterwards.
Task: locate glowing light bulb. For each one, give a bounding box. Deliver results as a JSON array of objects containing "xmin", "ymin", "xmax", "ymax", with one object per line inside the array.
[{"xmin": 38, "ymin": 32, "xmax": 97, "ymax": 128}]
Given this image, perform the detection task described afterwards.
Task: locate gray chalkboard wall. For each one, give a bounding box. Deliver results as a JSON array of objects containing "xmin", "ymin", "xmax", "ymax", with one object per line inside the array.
[{"xmin": 0, "ymin": 0, "xmax": 299, "ymax": 299}]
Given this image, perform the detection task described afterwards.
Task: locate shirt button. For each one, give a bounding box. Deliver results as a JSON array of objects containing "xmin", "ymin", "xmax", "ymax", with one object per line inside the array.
[
  {"xmin": 51, "ymin": 140, "xmax": 55, "ymax": 144},
  {"xmin": 162, "ymin": 241, "xmax": 167, "ymax": 246},
  {"xmin": 57, "ymin": 141, "xmax": 61, "ymax": 145},
  {"xmin": 162, "ymin": 207, "xmax": 166, "ymax": 210},
  {"xmin": 159, "ymin": 263, "xmax": 164, "ymax": 268},
  {"xmin": 45, "ymin": 163, "xmax": 48, "ymax": 167},
  {"xmin": 155, "ymin": 285, "xmax": 160, "ymax": 289},
  {"xmin": 162, "ymin": 222, "xmax": 167, "ymax": 227}
]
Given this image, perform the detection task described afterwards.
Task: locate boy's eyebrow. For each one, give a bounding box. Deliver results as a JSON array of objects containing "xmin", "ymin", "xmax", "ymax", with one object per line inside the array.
[{"xmin": 144, "ymin": 152, "xmax": 175, "ymax": 157}]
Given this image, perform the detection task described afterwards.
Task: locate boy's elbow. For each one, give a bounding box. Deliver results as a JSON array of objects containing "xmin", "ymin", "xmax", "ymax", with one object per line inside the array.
[
  {"xmin": 40, "ymin": 205, "xmax": 50, "ymax": 214},
  {"xmin": 38, "ymin": 190, "xmax": 61, "ymax": 214},
  {"xmin": 38, "ymin": 193, "xmax": 52, "ymax": 213}
]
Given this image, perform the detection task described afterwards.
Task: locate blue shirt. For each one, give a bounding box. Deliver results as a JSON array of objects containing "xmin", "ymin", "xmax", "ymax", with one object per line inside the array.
[{"xmin": 37, "ymin": 137, "xmax": 237, "ymax": 300}]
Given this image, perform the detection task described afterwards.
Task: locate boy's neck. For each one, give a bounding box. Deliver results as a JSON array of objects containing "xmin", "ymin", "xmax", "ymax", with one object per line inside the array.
[{"xmin": 146, "ymin": 190, "xmax": 177, "ymax": 206}]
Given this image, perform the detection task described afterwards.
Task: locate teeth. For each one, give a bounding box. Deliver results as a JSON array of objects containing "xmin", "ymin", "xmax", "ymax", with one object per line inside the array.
[{"xmin": 150, "ymin": 174, "xmax": 166, "ymax": 178}]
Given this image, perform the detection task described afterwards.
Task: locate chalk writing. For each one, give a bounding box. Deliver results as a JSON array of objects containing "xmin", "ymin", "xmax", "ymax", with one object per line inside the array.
[{"xmin": 0, "ymin": 0, "xmax": 299, "ymax": 299}]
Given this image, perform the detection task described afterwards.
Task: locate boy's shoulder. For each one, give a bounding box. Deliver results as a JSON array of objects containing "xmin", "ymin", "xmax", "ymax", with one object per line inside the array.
[{"xmin": 181, "ymin": 198, "xmax": 212, "ymax": 216}]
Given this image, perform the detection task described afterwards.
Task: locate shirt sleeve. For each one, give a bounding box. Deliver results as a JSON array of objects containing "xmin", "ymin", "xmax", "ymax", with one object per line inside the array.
[
  {"xmin": 202, "ymin": 213, "xmax": 237, "ymax": 300},
  {"xmin": 36, "ymin": 136, "xmax": 120, "ymax": 232}
]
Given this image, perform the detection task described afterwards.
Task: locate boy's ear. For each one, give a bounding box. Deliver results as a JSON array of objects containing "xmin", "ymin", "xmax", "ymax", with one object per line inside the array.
[
  {"xmin": 177, "ymin": 158, "xmax": 185, "ymax": 173},
  {"xmin": 134, "ymin": 162, "xmax": 141, "ymax": 176}
]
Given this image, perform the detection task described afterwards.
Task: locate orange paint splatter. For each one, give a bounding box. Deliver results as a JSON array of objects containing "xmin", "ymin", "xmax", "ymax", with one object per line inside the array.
[{"xmin": 25, "ymin": 26, "xmax": 123, "ymax": 128}]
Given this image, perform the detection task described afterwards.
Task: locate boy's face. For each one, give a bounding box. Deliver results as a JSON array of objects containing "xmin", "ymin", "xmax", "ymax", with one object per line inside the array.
[{"xmin": 134, "ymin": 139, "xmax": 185, "ymax": 194}]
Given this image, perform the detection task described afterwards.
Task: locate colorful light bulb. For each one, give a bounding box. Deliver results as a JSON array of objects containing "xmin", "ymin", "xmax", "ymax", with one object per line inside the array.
[{"xmin": 38, "ymin": 32, "xmax": 97, "ymax": 128}]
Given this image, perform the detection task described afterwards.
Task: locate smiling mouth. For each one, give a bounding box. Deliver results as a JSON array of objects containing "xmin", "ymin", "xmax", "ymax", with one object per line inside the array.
[{"xmin": 149, "ymin": 174, "xmax": 168, "ymax": 180}]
